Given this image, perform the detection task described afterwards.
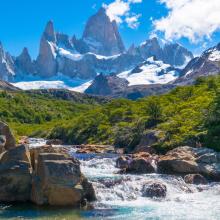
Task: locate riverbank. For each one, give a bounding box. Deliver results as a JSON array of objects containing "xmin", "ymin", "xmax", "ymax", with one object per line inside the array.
[{"xmin": 2, "ymin": 138, "xmax": 220, "ymax": 219}]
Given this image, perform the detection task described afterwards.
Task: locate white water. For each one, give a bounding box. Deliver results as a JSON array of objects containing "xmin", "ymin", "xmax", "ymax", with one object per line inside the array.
[{"xmin": 28, "ymin": 139, "xmax": 220, "ymax": 220}]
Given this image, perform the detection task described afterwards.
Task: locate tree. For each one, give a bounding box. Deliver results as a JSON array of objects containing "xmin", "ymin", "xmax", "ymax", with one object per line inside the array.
[{"xmin": 145, "ymin": 97, "xmax": 163, "ymax": 127}]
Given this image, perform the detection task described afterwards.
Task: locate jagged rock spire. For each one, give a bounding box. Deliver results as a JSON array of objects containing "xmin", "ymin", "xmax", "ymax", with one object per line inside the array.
[
  {"xmin": 36, "ymin": 21, "xmax": 57, "ymax": 77},
  {"xmin": 43, "ymin": 20, "xmax": 56, "ymax": 43},
  {"xmin": 15, "ymin": 47, "xmax": 35, "ymax": 74},
  {"xmin": 82, "ymin": 7, "xmax": 125, "ymax": 56}
]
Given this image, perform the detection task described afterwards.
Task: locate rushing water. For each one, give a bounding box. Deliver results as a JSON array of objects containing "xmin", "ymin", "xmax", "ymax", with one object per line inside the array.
[{"xmin": 1, "ymin": 138, "xmax": 220, "ymax": 220}]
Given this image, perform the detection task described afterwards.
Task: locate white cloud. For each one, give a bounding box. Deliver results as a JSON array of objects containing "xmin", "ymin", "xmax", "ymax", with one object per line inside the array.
[
  {"xmin": 103, "ymin": 0, "xmax": 142, "ymax": 29},
  {"xmin": 154, "ymin": 0, "xmax": 220, "ymax": 43},
  {"xmin": 126, "ymin": 14, "xmax": 141, "ymax": 29}
]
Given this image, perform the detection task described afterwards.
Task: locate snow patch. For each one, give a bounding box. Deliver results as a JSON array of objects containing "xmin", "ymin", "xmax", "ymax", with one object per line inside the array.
[
  {"xmin": 58, "ymin": 48, "xmax": 83, "ymax": 61},
  {"xmin": 118, "ymin": 57, "xmax": 178, "ymax": 86},
  {"xmin": 208, "ymin": 49, "xmax": 220, "ymax": 62},
  {"xmin": 12, "ymin": 73, "xmax": 92, "ymax": 93}
]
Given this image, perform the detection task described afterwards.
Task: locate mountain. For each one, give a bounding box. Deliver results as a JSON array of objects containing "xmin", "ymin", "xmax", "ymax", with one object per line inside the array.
[
  {"xmin": 15, "ymin": 47, "xmax": 35, "ymax": 76},
  {"xmin": 36, "ymin": 21, "xmax": 58, "ymax": 77},
  {"xmin": 136, "ymin": 38, "xmax": 193, "ymax": 67},
  {"xmin": 0, "ymin": 80, "xmax": 20, "ymax": 91},
  {"xmin": 82, "ymin": 7, "xmax": 125, "ymax": 56},
  {"xmin": 85, "ymin": 57, "xmax": 179, "ymax": 98},
  {"xmin": 0, "ymin": 7, "xmax": 194, "ymax": 96},
  {"xmin": 176, "ymin": 43, "xmax": 220, "ymax": 85},
  {"xmin": 0, "ymin": 42, "xmax": 15, "ymax": 81},
  {"xmin": 85, "ymin": 73, "xmax": 129, "ymax": 96}
]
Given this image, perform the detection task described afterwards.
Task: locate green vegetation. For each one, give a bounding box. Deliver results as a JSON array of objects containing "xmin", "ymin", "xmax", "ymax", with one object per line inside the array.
[
  {"xmin": 49, "ymin": 76, "xmax": 220, "ymax": 152},
  {"xmin": 1, "ymin": 76, "xmax": 220, "ymax": 152},
  {"xmin": 0, "ymin": 90, "xmax": 96, "ymax": 138}
]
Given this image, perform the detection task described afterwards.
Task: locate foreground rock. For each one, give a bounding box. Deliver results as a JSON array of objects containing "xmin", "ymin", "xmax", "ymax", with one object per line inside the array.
[
  {"xmin": 0, "ymin": 122, "xmax": 96, "ymax": 207},
  {"xmin": 31, "ymin": 152, "xmax": 95, "ymax": 206},
  {"xmin": 158, "ymin": 146, "xmax": 220, "ymax": 181},
  {"xmin": 30, "ymin": 145, "xmax": 96, "ymax": 206},
  {"xmin": 142, "ymin": 181, "xmax": 167, "ymax": 198},
  {"xmin": 0, "ymin": 145, "xmax": 32, "ymax": 202},
  {"xmin": 0, "ymin": 121, "xmax": 16, "ymax": 151}
]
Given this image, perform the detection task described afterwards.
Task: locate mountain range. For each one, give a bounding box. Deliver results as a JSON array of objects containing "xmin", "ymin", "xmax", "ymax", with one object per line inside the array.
[{"xmin": 0, "ymin": 7, "xmax": 220, "ymax": 99}]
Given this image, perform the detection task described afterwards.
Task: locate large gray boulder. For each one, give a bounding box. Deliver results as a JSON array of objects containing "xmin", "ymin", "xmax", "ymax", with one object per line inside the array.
[
  {"xmin": 0, "ymin": 145, "xmax": 32, "ymax": 202},
  {"xmin": 31, "ymin": 149, "xmax": 96, "ymax": 206},
  {"xmin": 158, "ymin": 146, "xmax": 220, "ymax": 181}
]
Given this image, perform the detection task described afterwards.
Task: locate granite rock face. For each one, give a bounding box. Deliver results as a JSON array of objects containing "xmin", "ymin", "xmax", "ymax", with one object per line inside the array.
[
  {"xmin": 82, "ymin": 7, "xmax": 125, "ymax": 56},
  {"xmin": 176, "ymin": 43, "xmax": 220, "ymax": 85},
  {"xmin": 15, "ymin": 47, "xmax": 35, "ymax": 75},
  {"xmin": 0, "ymin": 42, "xmax": 15, "ymax": 81},
  {"xmin": 85, "ymin": 73, "xmax": 129, "ymax": 96},
  {"xmin": 0, "ymin": 7, "xmax": 195, "ymax": 90},
  {"xmin": 36, "ymin": 21, "xmax": 58, "ymax": 77}
]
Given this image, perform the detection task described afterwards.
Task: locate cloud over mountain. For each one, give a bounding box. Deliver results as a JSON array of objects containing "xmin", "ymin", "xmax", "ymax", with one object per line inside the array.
[
  {"xmin": 154, "ymin": 0, "xmax": 220, "ymax": 42},
  {"xmin": 103, "ymin": 0, "xmax": 142, "ymax": 29}
]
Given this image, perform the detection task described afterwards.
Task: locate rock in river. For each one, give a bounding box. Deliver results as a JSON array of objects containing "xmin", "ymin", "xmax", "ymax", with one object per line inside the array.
[
  {"xmin": 142, "ymin": 181, "xmax": 167, "ymax": 198},
  {"xmin": 158, "ymin": 146, "xmax": 220, "ymax": 181}
]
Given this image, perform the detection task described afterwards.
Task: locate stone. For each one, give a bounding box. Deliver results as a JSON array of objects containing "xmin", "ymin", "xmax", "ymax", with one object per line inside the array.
[
  {"xmin": 31, "ymin": 152, "xmax": 95, "ymax": 206},
  {"xmin": 75, "ymin": 144, "xmax": 115, "ymax": 154},
  {"xmin": 0, "ymin": 145, "xmax": 32, "ymax": 202},
  {"xmin": 0, "ymin": 121, "xmax": 16, "ymax": 150},
  {"xmin": 116, "ymin": 152, "xmax": 157, "ymax": 174},
  {"xmin": 116, "ymin": 155, "xmax": 131, "ymax": 169},
  {"xmin": 46, "ymin": 139, "xmax": 63, "ymax": 145},
  {"xmin": 127, "ymin": 157, "xmax": 156, "ymax": 174},
  {"xmin": 184, "ymin": 174, "xmax": 208, "ymax": 185},
  {"xmin": 142, "ymin": 181, "xmax": 167, "ymax": 198},
  {"xmin": 158, "ymin": 146, "xmax": 220, "ymax": 181}
]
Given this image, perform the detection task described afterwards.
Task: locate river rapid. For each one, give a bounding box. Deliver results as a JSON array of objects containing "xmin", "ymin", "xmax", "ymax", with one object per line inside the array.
[{"xmin": 0, "ymin": 138, "xmax": 220, "ymax": 220}]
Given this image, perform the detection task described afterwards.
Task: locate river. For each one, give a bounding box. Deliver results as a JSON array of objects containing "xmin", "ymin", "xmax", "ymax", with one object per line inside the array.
[{"xmin": 0, "ymin": 138, "xmax": 220, "ymax": 220}]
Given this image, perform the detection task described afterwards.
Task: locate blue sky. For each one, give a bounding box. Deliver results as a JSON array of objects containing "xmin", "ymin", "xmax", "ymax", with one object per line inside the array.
[{"xmin": 0, "ymin": 0, "xmax": 220, "ymax": 59}]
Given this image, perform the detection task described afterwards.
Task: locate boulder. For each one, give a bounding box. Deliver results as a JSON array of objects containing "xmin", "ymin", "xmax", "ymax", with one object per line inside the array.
[
  {"xmin": 133, "ymin": 145, "xmax": 156, "ymax": 154},
  {"xmin": 0, "ymin": 121, "xmax": 16, "ymax": 150},
  {"xmin": 31, "ymin": 152, "xmax": 96, "ymax": 206},
  {"xmin": 116, "ymin": 155, "xmax": 131, "ymax": 169},
  {"xmin": 0, "ymin": 145, "xmax": 32, "ymax": 202},
  {"xmin": 158, "ymin": 146, "xmax": 220, "ymax": 181},
  {"xmin": 46, "ymin": 139, "xmax": 63, "ymax": 145},
  {"xmin": 76, "ymin": 144, "xmax": 115, "ymax": 154},
  {"xmin": 184, "ymin": 174, "xmax": 208, "ymax": 185},
  {"xmin": 116, "ymin": 152, "xmax": 157, "ymax": 174},
  {"xmin": 142, "ymin": 181, "xmax": 167, "ymax": 198},
  {"xmin": 127, "ymin": 158, "xmax": 155, "ymax": 174}
]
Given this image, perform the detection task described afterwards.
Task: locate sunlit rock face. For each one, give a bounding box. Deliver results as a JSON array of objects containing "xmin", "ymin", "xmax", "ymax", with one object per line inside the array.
[
  {"xmin": 82, "ymin": 7, "xmax": 125, "ymax": 56},
  {"xmin": 36, "ymin": 21, "xmax": 58, "ymax": 78},
  {"xmin": 0, "ymin": 42, "xmax": 15, "ymax": 81}
]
